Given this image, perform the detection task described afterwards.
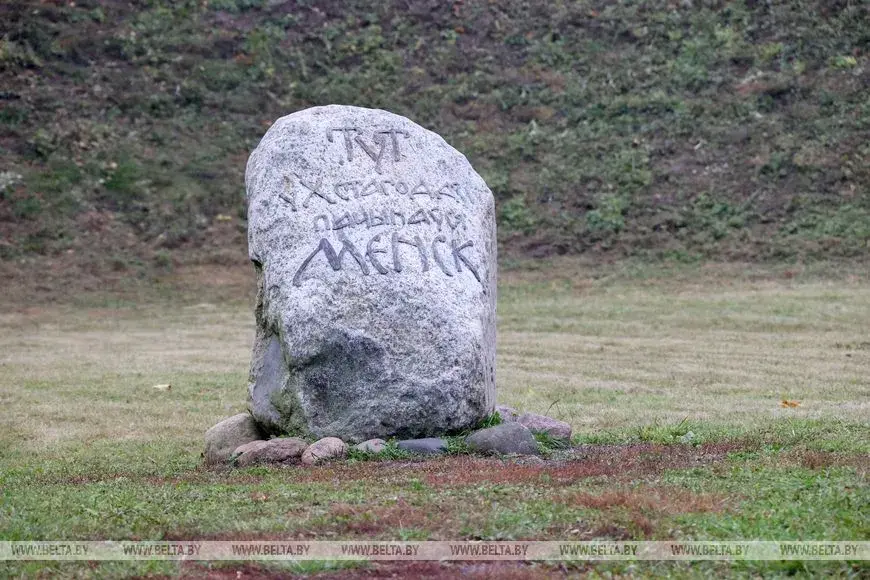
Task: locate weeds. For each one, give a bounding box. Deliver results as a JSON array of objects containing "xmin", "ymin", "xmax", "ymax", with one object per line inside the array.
[
  {"xmin": 347, "ymin": 440, "xmax": 412, "ymax": 463},
  {"xmin": 533, "ymin": 432, "xmax": 572, "ymax": 456}
]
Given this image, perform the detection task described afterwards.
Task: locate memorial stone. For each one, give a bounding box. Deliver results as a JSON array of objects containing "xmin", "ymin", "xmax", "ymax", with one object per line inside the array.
[{"xmin": 245, "ymin": 105, "xmax": 497, "ymax": 442}]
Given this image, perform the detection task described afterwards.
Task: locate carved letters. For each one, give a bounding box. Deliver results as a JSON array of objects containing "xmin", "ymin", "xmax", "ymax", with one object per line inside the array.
[
  {"xmin": 288, "ymin": 127, "xmax": 483, "ymax": 288},
  {"xmin": 327, "ymin": 128, "xmax": 409, "ymax": 173},
  {"xmin": 312, "ymin": 207, "xmax": 466, "ymax": 233},
  {"xmin": 293, "ymin": 235, "xmax": 482, "ymax": 288},
  {"xmin": 279, "ymin": 176, "xmax": 470, "ymax": 211}
]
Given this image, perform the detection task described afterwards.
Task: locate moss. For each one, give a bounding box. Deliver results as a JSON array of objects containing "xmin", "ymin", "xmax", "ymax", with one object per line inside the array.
[{"xmin": 268, "ymin": 387, "xmax": 311, "ymax": 439}]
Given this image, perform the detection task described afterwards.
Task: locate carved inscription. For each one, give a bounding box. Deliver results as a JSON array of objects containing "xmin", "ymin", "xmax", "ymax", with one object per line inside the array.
[
  {"xmin": 313, "ymin": 207, "xmax": 466, "ymax": 233},
  {"xmin": 279, "ymin": 176, "xmax": 471, "ymax": 211},
  {"xmin": 286, "ymin": 126, "xmax": 485, "ymax": 290},
  {"xmin": 293, "ymin": 235, "xmax": 483, "ymax": 288},
  {"xmin": 279, "ymin": 175, "xmax": 296, "ymax": 211},
  {"xmin": 327, "ymin": 128, "xmax": 410, "ymax": 173}
]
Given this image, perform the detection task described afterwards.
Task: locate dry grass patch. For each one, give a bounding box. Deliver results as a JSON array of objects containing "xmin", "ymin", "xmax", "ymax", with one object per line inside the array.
[
  {"xmin": 1, "ymin": 268, "xmax": 868, "ymax": 455},
  {"xmin": 0, "ymin": 267, "xmax": 867, "ymax": 580},
  {"xmin": 565, "ymin": 487, "xmax": 730, "ymax": 516},
  {"xmin": 773, "ymin": 450, "xmax": 870, "ymax": 475},
  {"xmin": 322, "ymin": 499, "xmax": 446, "ymax": 537},
  {"xmin": 405, "ymin": 443, "xmax": 742, "ymax": 488},
  {"xmin": 246, "ymin": 443, "xmax": 738, "ymax": 490},
  {"xmin": 181, "ymin": 560, "xmax": 559, "ymax": 580},
  {"xmin": 497, "ymin": 276, "xmax": 870, "ymax": 436}
]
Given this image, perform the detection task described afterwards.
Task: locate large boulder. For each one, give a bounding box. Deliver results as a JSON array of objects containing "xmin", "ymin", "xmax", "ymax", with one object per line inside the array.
[
  {"xmin": 245, "ymin": 105, "xmax": 497, "ymax": 442},
  {"xmin": 204, "ymin": 413, "xmax": 263, "ymax": 465}
]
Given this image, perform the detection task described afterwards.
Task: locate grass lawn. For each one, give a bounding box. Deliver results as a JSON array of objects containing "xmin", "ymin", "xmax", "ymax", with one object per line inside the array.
[{"xmin": 0, "ymin": 263, "xmax": 867, "ymax": 577}]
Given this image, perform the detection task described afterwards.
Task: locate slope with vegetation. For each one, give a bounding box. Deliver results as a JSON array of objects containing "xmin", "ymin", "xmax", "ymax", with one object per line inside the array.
[{"xmin": 1, "ymin": 0, "xmax": 868, "ymax": 288}]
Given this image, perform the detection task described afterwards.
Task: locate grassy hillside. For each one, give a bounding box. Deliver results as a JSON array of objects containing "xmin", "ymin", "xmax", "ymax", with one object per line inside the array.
[{"xmin": 1, "ymin": 0, "xmax": 868, "ymax": 283}]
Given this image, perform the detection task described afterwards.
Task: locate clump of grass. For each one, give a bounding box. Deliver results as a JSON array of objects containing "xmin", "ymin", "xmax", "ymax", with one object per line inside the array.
[
  {"xmin": 474, "ymin": 411, "xmax": 504, "ymax": 430},
  {"xmin": 533, "ymin": 432, "xmax": 572, "ymax": 457},
  {"xmin": 445, "ymin": 435, "xmax": 471, "ymax": 455},
  {"xmin": 346, "ymin": 439, "xmax": 412, "ymax": 462}
]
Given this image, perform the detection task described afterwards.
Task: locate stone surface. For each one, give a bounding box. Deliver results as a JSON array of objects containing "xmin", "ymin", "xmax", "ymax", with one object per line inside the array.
[
  {"xmin": 495, "ymin": 405, "xmax": 519, "ymax": 422},
  {"xmin": 233, "ymin": 440, "xmax": 269, "ymax": 457},
  {"xmin": 465, "ymin": 422, "xmax": 540, "ymax": 456},
  {"xmin": 396, "ymin": 437, "xmax": 448, "ymax": 454},
  {"xmin": 517, "ymin": 413, "xmax": 572, "ymax": 440},
  {"xmin": 354, "ymin": 438, "xmax": 386, "ymax": 453},
  {"xmin": 204, "ymin": 413, "xmax": 264, "ymax": 465},
  {"xmin": 301, "ymin": 437, "xmax": 347, "ymax": 465},
  {"xmin": 245, "ymin": 105, "xmax": 497, "ymax": 442},
  {"xmin": 234, "ymin": 437, "xmax": 308, "ymax": 467}
]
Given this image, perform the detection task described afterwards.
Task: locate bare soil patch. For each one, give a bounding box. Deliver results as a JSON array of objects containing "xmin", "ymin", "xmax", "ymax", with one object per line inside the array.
[{"xmin": 180, "ymin": 561, "xmax": 564, "ymax": 580}]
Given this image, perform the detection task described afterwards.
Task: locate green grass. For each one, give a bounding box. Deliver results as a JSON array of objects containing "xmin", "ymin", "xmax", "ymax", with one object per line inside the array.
[
  {"xmin": 1, "ymin": 0, "xmax": 869, "ymax": 275},
  {"xmin": 346, "ymin": 440, "xmax": 412, "ymax": 462},
  {"xmin": 0, "ymin": 268, "xmax": 868, "ymax": 576}
]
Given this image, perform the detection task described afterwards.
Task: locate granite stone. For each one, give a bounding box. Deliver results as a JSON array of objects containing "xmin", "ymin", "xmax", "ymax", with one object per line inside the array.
[{"xmin": 245, "ymin": 105, "xmax": 497, "ymax": 442}]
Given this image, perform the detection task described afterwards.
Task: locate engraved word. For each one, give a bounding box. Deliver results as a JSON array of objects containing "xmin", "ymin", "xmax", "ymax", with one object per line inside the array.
[
  {"xmin": 327, "ymin": 128, "xmax": 410, "ymax": 173},
  {"xmin": 279, "ymin": 175, "xmax": 470, "ymax": 211},
  {"xmin": 292, "ymin": 235, "xmax": 483, "ymax": 289},
  {"xmin": 313, "ymin": 207, "xmax": 466, "ymax": 233}
]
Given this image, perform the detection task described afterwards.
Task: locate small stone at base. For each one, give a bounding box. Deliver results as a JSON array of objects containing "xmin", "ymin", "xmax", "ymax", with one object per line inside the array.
[
  {"xmin": 301, "ymin": 437, "xmax": 347, "ymax": 465},
  {"xmin": 203, "ymin": 413, "xmax": 264, "ymax": 465},
  {"xmin": 234, "ymin": 437, "xmax": 308, "ymax": 467},
  {"xmin": 397, "ymin": 438, "xmax": 448, "ymax": 454},
  {"xmin": 466, "ymin": 422, "xmax": 540, "ymax": 456},
  {"xmin": 495, "ymin": 405, "xmax": 520, "ymax": 422},
  {"xmin": 354, "ymin": 438, "xmax": 386, "ymax": 453},
  {"xmin": 517, "ymin": 413, "xmax": 572, "ymax": 440},
  {"xmin": 233, "ymin": 440, "xmax": 269, "ymax": 457}
]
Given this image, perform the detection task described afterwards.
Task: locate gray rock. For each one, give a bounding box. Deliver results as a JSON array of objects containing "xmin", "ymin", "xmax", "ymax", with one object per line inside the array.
[
  {"xmin": 204, "ymin": 413, "xmax": 264, "ymax": 465},
  {"xmin": 245, "ymin": 105, "xmax": 497, "ymax": 442},
  {"xmin": 496, "ymin": 405, "xmax": 519, "ymax": 422},
  {"xmin": 233, "ymin": 440, "xmax": 269, "ymax": 457},
  {"xmin": 466, "ymin": 422, "xmax": 540, "ymax": 456},
  {"xmin": 397, "ymin": 437, "xmax": 448, "ymax": 455},
  {"xmin": 234, "ymin": 437, "xmax": 308, "ymax": 467},
  {"xmin": 301, "ymin": 437, "xmax": 347, "ymax": 465},
  {"xmin": 517, "ymin": 413, "xmax": 572, "ymax": 440},
  {"xmin": 354, "ymin": 438, "xmax": 386, "ymax": 453}
]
